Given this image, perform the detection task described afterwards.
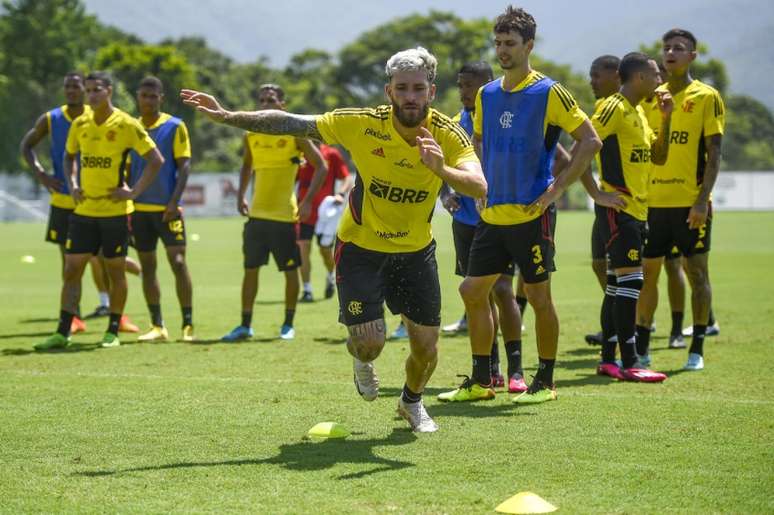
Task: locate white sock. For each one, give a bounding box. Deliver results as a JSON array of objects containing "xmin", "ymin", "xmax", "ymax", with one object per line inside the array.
[
  {"xmin": 326, "ymin": 271, "xmax": 334, "ymax": 283},
  {"xmin": 303, "ymin": 282, "xmax": 312, "ymax": 293},
  {"xmin": 99, "ymin": 292, "xmax": 110, "ymax": 308}
]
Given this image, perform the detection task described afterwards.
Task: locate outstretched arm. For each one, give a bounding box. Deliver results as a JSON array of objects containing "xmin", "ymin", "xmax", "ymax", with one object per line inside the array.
[{"xmin": 180, "ymin": 89, "xmax": 322, "ymax": 140}]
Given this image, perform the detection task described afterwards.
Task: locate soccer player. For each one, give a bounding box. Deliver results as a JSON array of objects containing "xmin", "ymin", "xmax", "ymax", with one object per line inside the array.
[
  {"xmin": 182, "ymin": 46, "xmax": 485, "ymax": 432},
  {"xmin": 581, "ymin": 55, "xmax": 621, "ymax": 346},
  {"xmin": 220, "ymin": 84, "xmax": 327, "ymax": 342},
  {"xmin": 128, "ymin": 76, "xmax": 195, "ymax": 343},
  {"xmin": 637, "ymin": 29, "xmax": 725, "ymax": 371},
  {"xmin": 589, "ymin": 53, "xmax": 673, "ymax": 382},
  {"xmin": 35, "ymin": 71, "xmax": 163, "ymax": 350},
  {"xmin": 438, "ymin": 6, "xmax": 601, "ymax": 404},
  {"xmin": 297, "ymin": 142, "xmax": 353, "ymax": 303},
  {"xmin": 441, "ymin": 60, "xmax": 526, "ymax": 392}
]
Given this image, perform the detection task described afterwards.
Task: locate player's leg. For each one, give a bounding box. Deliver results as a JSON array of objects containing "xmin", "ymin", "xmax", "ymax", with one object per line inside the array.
[
  {"xmin": 297, "ymin": 223, "xmax": 314, "ymax": 302},
  {"xmin": 664, "ymin": 250, "xmax": 687, "ymax": 348},
  {"xmin": 317, "ymin": 235, "xmax": 336, "ymax": 299},
  {"xmin": 399, "ymin": 317, "xmax": 440, "ymax": 432},
  {"xmin": 223, "ymin": 219, "xmax": 266, "ymax": 341},
  {"xmin": 36, "ymin": 252, "xmax": 91, "ymax": 350},
  {"xmin": 683, "ymin": 253, "xmax": 711, "ymax": 371},
  {"xmin": 97, "ymin": 215, "xmax": 131, "ymax": 347},
  {"xmin": 86, "ymin": 256, "xmax": 110, "ymax": 318},
  {"xmin": 638, "ymin": 208, "xmax": 671, "ymax": 355},
  {"xmin": 492, "ymin": 272, "xmax": 526, "ymax": 392},
  {"xmin": 48, "ymin": 206, "xmax": 86, "ymax": 332},
  {"xmin": 443, "ymin": 220, "xmax": 475, "ymax": 335},
  {"xmin": 271, "ymin": 221, "xmax": 301, "ymax": 339},
  {"xmin": 166, "ymin": 245, "xmax": 193, "ymax": 340},
  {"xmin": 125, "ymin": 256, "xmax": 142, "ymax": 276}
]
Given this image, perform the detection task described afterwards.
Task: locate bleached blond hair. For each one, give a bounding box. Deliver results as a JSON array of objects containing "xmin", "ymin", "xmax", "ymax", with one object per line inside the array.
[{"xmin": 385, "ymin": 47, "xmax": 437, "ymax": 83}]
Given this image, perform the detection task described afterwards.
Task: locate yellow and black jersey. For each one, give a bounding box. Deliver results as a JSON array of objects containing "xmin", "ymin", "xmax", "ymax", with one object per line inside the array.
[
  {"xmin": 592, "ymin": 93, "xmax": 656, "ymax": 221},
  {"xmin": 245, "ymin": 132, "xmax": 303, "ymax": 222},
  {"xmin": 316, "ymin": 105, "xmax": 478, "ymax": 253},
  {"xmin": 645, "ymin": 80, "xmax": 725, "ymax": 207},
  {"xmin": 65, "ymin": 108, "xmax": 156, "ymax": 217}
]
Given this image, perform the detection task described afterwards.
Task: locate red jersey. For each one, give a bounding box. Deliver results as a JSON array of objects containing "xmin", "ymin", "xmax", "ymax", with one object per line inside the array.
[{"xmin": 297, "ymin": 144, "xmax": 350, "ymax": 225}]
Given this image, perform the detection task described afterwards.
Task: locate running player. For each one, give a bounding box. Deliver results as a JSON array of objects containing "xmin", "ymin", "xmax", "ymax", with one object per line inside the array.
[
  {"xmin": 637, "ymin": 29, "xmax": 725, "ymax": 371},
  {"xmin": 441, "ymin": 60, "xmax": 526, "ymax": 392},
  {"xmin": 589, "ymin": 53, "xmax": 673, "ymax": 382},
  {"xmin": 128, "ymin": 76, "xmax": 195, "ymax": 343},
  {"xmin": 438, "ymin": 6, "xmax": 601, "ymax": 404},
  {"xmin": 182, "ymin": 46, "xmax": 486, "ymax": 432},
  {"xmin": 297, "ymin": 142, "xmax": 353, "ymax": 303},
  {"xmin": 35, "ymin": 71, "xmax": 163, "ymax": 350},
  {"xmin": 221, "ymin": 84, "xmax": 327, "ymax": 342}
]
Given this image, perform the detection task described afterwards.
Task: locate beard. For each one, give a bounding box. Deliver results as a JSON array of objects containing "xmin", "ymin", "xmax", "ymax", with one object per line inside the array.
[{"xmin": 392, "ymin": 100, "xmax": 429, "ymax": 128}]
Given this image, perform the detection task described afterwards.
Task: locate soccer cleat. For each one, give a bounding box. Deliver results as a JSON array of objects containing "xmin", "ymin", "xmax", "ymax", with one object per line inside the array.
[
  {"xmin": 442, "ymin": 316, "xmax": 468, "ymax": 334},
  {"xmin": 353, "ymin": 358, "xmax": 379, "ymax": 401},
  {"xmin": 138, "ymin": 325, "xmax": 169, "ymax": 342},
  {"xmin": 70, "ymin": 316, "xmax": 87, "ymax": 334},
  {"xmin": 279, "ymin": 324, "xmax": 295, "ymax": 340},
  {"xmin": 390, "ymin": 322, "xmax": 408, "ymax": 340},
  {"xmin": 491, "ymin": 372, "xmax": 505, "ymax": 388},
  {"xmin": 437, "ymin": 375, "xmax": 495, "ymax": 402},
  {"xmin": 397, "ymin": 398, "xmax": 438, "ymax": 433},
  {"xmin": 84, "ymin": 305, "xmax": 110, "ymax": 319},
  {"xmin": 181, "ymin": 325, "xmax": 195, "ymax": 342},
  {"xmin": 620, "ymin": 364, "xmax": 667, "ymax": 382},
  {"xmin": 683, "ymin": 322, "xmax": 720, "ymax": 337},
  {"xmin": 34, "ymin": 333, "xmax": 70, "ymax": 351},
  {"xmin": 637, "ymin": 353, "xmax": 652, "ymax": 367},
  {"xmin": 512, "ymin": 378, "xmax": 557, "ymax": 404},
  {"xmin": 584, "ymin": 331, "xmax": 603, "ymax": 345},
  {"xmin": 597, "ymin": 362, "xmax": 624, "ymax": 380},
  {"xmin": 324, "ymin": 279, "xmax": 335, "ymax": 299},
  {"xmin": 299, "ymin": 291, "xmax": 314, "ymax": 303},
  {"xmin": 99, "ymin": 332, "xmax": 121, "ymax": 348},
  {"xmin": 118, "ymin": 315, "xmax": 139, "ymax": 333},
  {"xmin": 508, "ymin": 373, "xmax": 528, "ymax": 393},
  {"xmin": 684, "ymin": 353, "xmax": 704, "ymax": 371},
  {"xmin": 221, "ymin": 325, "xmax": 253, "ymax": 342},
  {"xmin": 669, "ymin": 334, "xmax": 686, "ymax": 349}
]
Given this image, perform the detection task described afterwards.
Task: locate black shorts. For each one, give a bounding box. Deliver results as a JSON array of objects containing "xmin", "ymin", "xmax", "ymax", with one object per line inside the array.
[
  {"xmin": 296, "ymin": 222, "xmax": 330, "ymax": 247},
  {"xmin": 45, "ymin": 205, "xmax": 73, "ymax": 245},
  {"xmin": 131, "ymin": 211, "xmax": 186, "ymax": 252},
  {"xmin": 243, "ymin": 218, "xmax": 300, "ymax": 271},
  {"xmin": 643, "ymin": 206, "xmax": 712, "ymax": 259},
  {"xmin": 595, "ymin": 205, "xmax": 646, "ymax": 269},
  {"xmin": 452, "ymin": 219, "xmax": 514, "ymax": 277},
  {"xmin": 467, "ymin": 205, "xmax": 557, "ymax": 284},
  {"xmin": 65, "ymin": 214, "xmax": 130, "ymax": 258},
  {"xmin": 665, "ymin": 245, "xmax": 682, "ymax": 261},
  {"xmin": 590, "ymin": 213, "xmax": 606, "ymax": 260},
  {"xmin": 335, "ymin": 239, "xmax": 441, "ymax": 327}
]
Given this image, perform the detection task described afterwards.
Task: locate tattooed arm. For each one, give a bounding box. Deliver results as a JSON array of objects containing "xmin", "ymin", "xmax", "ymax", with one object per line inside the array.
[{"xmin": 180, "ymin": 89, "xmax": 322, "ymax": 140}]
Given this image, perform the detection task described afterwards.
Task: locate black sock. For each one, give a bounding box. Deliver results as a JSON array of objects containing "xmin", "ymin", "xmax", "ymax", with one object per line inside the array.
[
  {"xmin": 472, "ymin": 354, "xmax": 491, "ymax": 385},
  {"xmin": 56, "ymin": 310, "xmax": 75, "ymax": 337},
  {"xmin": 182, "ymin": 306, "xmax": 193, "ymax": 327},
  {"xmin": 707, "ymin": 309, "xmax": 716, "ymax": 327},
  {"xmin": 504, "ymin": 339, "xmax": 523, "ymax": 377},
  {"xmin": 600, "ymin": 272, "xmax": 617, "ymax": 363},
  {"xmin": 490, "ymin": 339, "xmax": 500, "ymax": 375},
  {"xmin": 615, "ymin": 271, "xmax": 643, "ymax": 368},
  {"xmin": 536, "ymin": 358, "xmax": 555, "ymax": 385},
  {"xmin": 283, "ymin": 309, "xmax": 295, "ymax": 327},
  {"xmin": 401, "ymin": 383, "xmax": 422, "ymax": 404},
  {"xmin": 670, "ymin": 311, "xmax": 684, "ymax": 337},
  {"xmin": 148, "ymin": 304, "xmax": 163, "ymax": 327},
  {"xmin": 689, "ymin": 325, "xmax": 706, "ymax": 356},
  {"xmin": 516, "ymin": 295, "xmax": 528, "ymax": 316},
  {"xmin": 241, "ymin": 311, "xmax": 252, "ymax": 328},
  {"xmin": 107, "ymin": 313, "xmax": 121, "ymax": 335},
  {"xmin": 636, "ymin": 325, "xmax": 651, "ymax": 357},
  {"xmin": 75, "ymin": 305, "xmax": 81, "ymax": 318}
]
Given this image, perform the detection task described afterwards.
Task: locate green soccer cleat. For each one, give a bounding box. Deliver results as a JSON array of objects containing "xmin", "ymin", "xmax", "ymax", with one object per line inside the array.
[
  {"xmin": 437, "ymin": 375, "xmax": 495, "ymax": 402},
  {"xmin": 34, "ymin": 333, "xmax": 70, "ymax": 351},
  {"xmin": 512, "ymin": 378, "xmax": 557, "ymax": 405},
  {"xmin": 100, "ymin": 332, "xmax": 121, "ymax": 348}
]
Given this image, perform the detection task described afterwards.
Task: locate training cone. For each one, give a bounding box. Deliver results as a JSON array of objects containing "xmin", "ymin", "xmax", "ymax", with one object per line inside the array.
[
  {"xmin": 21, "ymin": 255, "xmax": 35, "ymax": 264},
  {"xmin": 190, "ymin": 233, "xmax": 201, "ymax": 241},
  {"xmin": 307, "ymin": 422, "xmax": 350, "ymax": 440},
  {"xmin": 495, "ymin": 492, "xmax": 557, "ymax": 514}
]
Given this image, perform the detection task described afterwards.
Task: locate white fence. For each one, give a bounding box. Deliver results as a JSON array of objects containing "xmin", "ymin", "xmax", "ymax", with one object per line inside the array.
[{"xmin": 1, "ymin": 171, "xmax": 773, "ymax": 222}]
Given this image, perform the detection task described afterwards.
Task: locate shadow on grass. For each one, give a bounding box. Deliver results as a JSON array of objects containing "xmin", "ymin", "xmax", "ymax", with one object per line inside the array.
[
  {"xmin": 557, "ymin": 357, "xmax": 600, "ymax": 370},
  {"xmin": 557, "ymin": 373, "xmax": 615, "ymax": 388},
  {"xmin": 1, "ymin": 343, "xmax": 100, "ymax": 356},
  {"xmin": 188, "ymin": 337, "xmax": 283, "ymax": 345},
  {"xmin": 253, "ymin": 299, "xmax": 285, "ymax": 305},
  {"xmin": 19, "ymin": 317, "xmax": 59, "ymax": 324},
  {"xmin": 75, "ymin": 427, "xmax": 417, "ymax": 480},
  {"xmin": 0, "ymin": 331, "xmax": 54, "ymax": 340},
  {"xmin": 562, "ymin": 346, "xmax": 601, "ymax": 356},
  {"xmin": 314, "ymin": 336, "xmax": 347, "ymax": 345}
]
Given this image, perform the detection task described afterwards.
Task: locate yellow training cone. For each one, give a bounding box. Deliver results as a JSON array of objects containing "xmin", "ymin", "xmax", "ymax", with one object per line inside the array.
[
  {"xmin": 495, "ymin": 491, "xmax": 557, "ymax": 514},
  {"xmin": 190, "ymin": 233, "xmax": 201, "ymax": 241},
  {"xmin": 307, "ymin": 422, "xmax": 350, "ymax": 440}
]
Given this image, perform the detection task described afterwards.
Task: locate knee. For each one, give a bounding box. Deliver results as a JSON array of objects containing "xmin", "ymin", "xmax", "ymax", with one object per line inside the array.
[
  {"xmin": 348, "ymin": 334, "xmax": 384, "ymax": 362},
  {"xmin": 492, "ymin": 279, "xmax": 514, "ymax": 302},
  {"xmin": 526, "ymin": 289, "xmax": 551, "ymax": 312},
  {"xmin": 459, "ymin": 279, "xmax": 486, "ymax": 306},
  {"xmin": 412, "ymin": 339, "xmax": 438, "ymax": 364},
  {"xmin": 168, "ymin": 253, "xmax": 187, "ymax": 276}
]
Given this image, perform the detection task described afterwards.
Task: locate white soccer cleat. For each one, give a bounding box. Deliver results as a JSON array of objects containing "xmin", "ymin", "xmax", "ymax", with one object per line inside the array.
[
  {"xmin": 684, "ymin": 353, "xmax": 705, "ymax": 371},
  {"xmin": 683, "ymin": 321, "xmax": 720, "ymax": 337},
  {"xmin": 397, "ymin": 398, "xmax": 438, "ymax": 433},
  {"xmin": 442, "ymin": 317, "xmax": 467, "ymax": 334},
  {"xmin": 669, "ymin": 334, "xmax": 686, "ymax": 349},
  {"xmin": 353, "ymin": 358, "xmax": 379, "ymax": 401}
]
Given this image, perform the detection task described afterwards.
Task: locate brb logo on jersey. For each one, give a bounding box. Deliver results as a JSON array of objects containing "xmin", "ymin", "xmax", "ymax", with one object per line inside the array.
[
  {"xmin": 499, "ymin": 111, "xmax": 514, "ymax": 129},
  {"xmin": 369, "ymin": 177, "xmax": 429, "ymax": 204},
  {"xmin": 81, "ymin": 155, "xmax": 113, "ymax": 168},
  {"xmin": 629, "ymin": 147, "xmax": 651, "ymax": 163}
]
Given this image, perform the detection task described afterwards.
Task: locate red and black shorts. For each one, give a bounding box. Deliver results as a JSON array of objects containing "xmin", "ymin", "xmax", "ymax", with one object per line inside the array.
[
  {"xmin": 65, "ymin": 214, "xmax": 130, "ymax": 258},
  {"xmin": 595, "ymin": 204, "xmax": 646, "ymax": 269},
  {"xmin": 452, "ymin": 219, "xmax": 514, "ymax": 277}
]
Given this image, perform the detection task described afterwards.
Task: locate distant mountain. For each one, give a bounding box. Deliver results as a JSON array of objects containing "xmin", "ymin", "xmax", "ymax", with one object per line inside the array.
[{"xmin": 83, "ymin": 0, "xmax": 774, "ymax": 108}]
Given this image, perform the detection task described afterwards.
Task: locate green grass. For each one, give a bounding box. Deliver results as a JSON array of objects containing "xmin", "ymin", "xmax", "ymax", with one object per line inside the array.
[{"xmin": 1, "ymin": 211, "xmax": 772, "ymax": 514}]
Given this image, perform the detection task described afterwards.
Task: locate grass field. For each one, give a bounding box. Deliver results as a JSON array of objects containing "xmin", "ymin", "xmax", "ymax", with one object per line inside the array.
[{"xmin": 1, "ymin": 211, "xmax": 772, "ymax": 514}]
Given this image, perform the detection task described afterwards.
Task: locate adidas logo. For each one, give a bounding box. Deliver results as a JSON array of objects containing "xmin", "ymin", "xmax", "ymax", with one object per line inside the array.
[
  {"xmin": 535, "ymin": 265, "xmax": 546, "ymax": 275},
  {"xmin": 371, "ymin": 147, "xmax": 385, "ymax": 158}
]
